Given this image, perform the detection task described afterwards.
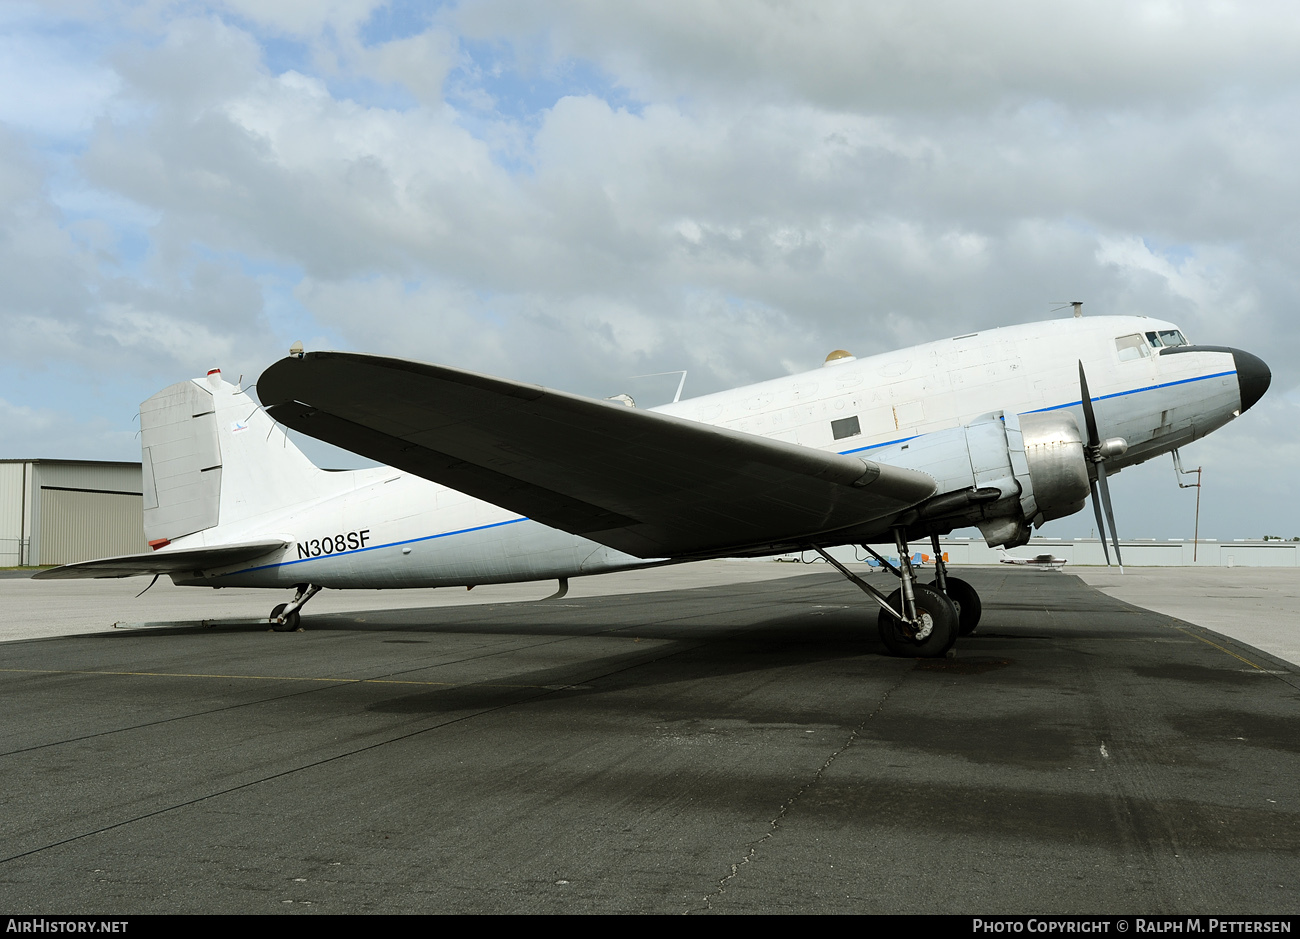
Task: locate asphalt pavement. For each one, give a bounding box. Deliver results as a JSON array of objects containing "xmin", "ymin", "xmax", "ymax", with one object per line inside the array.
[{"xmin": 0, "ymin": 567, "xmax": 1296, "ymax": 914}]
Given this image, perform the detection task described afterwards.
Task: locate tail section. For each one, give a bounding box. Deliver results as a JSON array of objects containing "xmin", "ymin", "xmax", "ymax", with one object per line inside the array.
[{"xmin": 140, "ymin": 368, "xmax": 327, "ymax": 545}]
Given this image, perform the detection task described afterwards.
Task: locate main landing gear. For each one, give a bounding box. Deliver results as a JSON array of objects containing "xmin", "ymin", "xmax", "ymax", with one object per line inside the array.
[
  {"xmin": 926, "ymin": 533, "xmax": 982, "ymax": 637},
  {"xmin": 269, "ymin": 583, "xmax": 322, "ymax": 632},
  {"xmin": 813, "ymin": 532, "xmax": 983, "ymax": 657}
]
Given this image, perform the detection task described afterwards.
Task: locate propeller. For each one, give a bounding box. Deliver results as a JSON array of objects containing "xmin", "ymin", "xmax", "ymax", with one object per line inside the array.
[{"xmin": 1078, "ymin": 362, "xmax": 1127, "ymax": 573}]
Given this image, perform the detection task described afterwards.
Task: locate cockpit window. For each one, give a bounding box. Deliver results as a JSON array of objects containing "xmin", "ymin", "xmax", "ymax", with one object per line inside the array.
[
  {"xmin": 1115, "ymin": 334, "xmax": 1148, "ymax": 361},
  {"xmin": 1146, "ymin": 329, "xmax": 1189, "ymax": 348}
]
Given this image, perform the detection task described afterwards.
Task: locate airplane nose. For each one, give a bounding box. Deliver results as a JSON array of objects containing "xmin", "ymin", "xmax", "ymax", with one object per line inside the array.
[{"xmin": 1232, "ymin": 349, "xmax": 1271, "ymax": 413}]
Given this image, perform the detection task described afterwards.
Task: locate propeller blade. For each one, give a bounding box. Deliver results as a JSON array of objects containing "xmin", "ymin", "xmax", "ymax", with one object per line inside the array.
[
  {"xmin": 1080, "ymin": 361, "xmax": 1123, "ymax": 572},
  {"xmin": 1090, "ymin": 478, "xmax": 1111, "ymax": 566},
  {"xmin": 1078, "ymin": 361, "xmax": 1100, "ymax": 447},
  {"xmin": 1095, "ymin": 460, "xmax": 1125, "ymax": 573}
]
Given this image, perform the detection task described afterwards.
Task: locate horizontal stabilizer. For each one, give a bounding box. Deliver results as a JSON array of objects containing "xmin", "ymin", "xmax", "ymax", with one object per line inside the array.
[
  {"xmin": 257, "ymin": 352, "xmax": 937, "ymax": 558},
  {"xmin": 32, "ymin": 541, "xmax": 288, "ymax": 580}
]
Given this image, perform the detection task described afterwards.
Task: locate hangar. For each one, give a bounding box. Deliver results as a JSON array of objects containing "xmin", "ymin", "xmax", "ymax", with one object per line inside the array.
[{"xmin": 0, "ymin": 459, "xmax": 145, "ymax": 567}]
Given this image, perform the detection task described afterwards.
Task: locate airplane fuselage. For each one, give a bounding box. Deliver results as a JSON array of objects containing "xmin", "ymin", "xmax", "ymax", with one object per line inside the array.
[
  {"xmin": 663, "ymin": 315, "xmax": 1242, "ymax": 470},
  {"xmin": 172, "ymin": 315, "xmax": 1262, "ymax": 590}
]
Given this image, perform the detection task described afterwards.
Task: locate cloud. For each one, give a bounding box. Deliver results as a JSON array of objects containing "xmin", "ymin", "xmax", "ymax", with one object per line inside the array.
[
  {"xmin": 457, "ymin": 0, "xmax": 1300, "ymax": 112},
  {"xmin": 215, "ymin": 0, "xmax": 385, "ymax": 39},
  {"xmin": 0, "ymin": 26, "xmax": 119, "ymax": 139},
  {"xmin": 0, "ymin": 128, "xmax": 97, "ymax": 350},
  {"xmin": 0, "ymin": 0, "xmax": 1296, "ymax": 539},
  {"xmin": 360, "ymin": 28, "xmax": 460, "ymax": 108},
  {"xmin": 0, "ymin": 394, "xmax": 138, "ymax": 461}
]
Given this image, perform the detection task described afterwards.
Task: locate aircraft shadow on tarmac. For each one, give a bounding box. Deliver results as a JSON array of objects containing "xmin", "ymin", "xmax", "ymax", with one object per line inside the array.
[{"xmin": 62, "ymin": 571, "xmax": 1291, "ymax": 727}]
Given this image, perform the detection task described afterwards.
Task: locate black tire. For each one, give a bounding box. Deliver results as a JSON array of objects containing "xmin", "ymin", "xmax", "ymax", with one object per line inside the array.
[
  {"xmin": 270, "ymin": 602, "xmax": 300, "ymax": 632},
  {"xmin": 932, "ymin": 576, "xmax": 982, "ymax": 636},
  {"xmin": 877, "ymin": 583, "xmax": 959, "ymax": 657}
]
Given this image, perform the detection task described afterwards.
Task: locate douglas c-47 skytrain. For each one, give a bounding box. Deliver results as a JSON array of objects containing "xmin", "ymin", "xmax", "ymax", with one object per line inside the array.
[{"xmin": 38, "ymin": 313, "xmax": 1271, "ymax": 657}]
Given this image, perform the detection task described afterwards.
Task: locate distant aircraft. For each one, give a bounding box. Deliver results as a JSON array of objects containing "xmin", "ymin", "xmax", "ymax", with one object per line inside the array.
[
  {"xmin": 37, "ymin": 315, "xmax": 1269, "ymax": 657},
  {"xmin": 998, "ymin": 547, "xmax": 1068, "ymax": 570}
]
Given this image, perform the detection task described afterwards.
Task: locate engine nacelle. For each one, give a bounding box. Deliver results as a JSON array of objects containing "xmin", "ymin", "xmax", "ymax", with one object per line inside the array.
[
  {"xmin": 868, "ymin": 411, "xmax": 1091, "ymax": 548},
  {"xmin": 1017, "ymin": 411, "xmax": 1091, "ymax": 524}
]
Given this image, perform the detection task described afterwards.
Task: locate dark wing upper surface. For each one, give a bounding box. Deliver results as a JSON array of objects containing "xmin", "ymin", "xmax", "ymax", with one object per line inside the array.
[{"xmin": 257, "ymin": 352, "xmax": 936, "ymax": 558}]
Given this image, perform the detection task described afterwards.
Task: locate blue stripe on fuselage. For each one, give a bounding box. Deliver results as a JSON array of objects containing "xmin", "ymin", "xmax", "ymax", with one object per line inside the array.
[
  {"xmin": 838, "ymin": 434, "xmax": 922, "ymax": 455},
  {"xmin": 837, "ymin": 368, "xmax": 1236, "ymax": 455},
  {"xmin": 1021, "ymin": 369, "xmax": 1237, "ymax": 415},
  {"xmin": 222, "ymin": 516, "xmax": 529, "ymax": 576}
]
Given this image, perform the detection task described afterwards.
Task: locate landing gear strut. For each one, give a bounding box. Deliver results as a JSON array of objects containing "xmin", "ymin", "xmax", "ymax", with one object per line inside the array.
[
  {"xmin": 270, "ymin": 583, "xmax": 321, "ymax": 632},
  {"xmin": 875, "ymin": 530, "xmax": 959, "ymax": 657},
  {"xmin": 813, "ymin": 530, "xmax": 959, "ymax": 657},
  {"xmin": 927, "ymin": 533, "xmax": 982, "ymax": 636}
]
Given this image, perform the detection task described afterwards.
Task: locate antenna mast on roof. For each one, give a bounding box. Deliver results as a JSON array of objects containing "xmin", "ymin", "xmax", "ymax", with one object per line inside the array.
[{"xmin": 1051, "ymin": 301, "xmax": 1084, "ymax": 317}]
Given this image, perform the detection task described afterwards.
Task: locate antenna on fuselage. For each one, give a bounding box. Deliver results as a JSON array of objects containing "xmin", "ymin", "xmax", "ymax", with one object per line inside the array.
[
  {"xmin": 1051, "ymin": 301, "xmax": 1084, "ymax": 317},
  {"xmin": 628, "ymin": 370, "xmax": 688, "ymax": 404}
]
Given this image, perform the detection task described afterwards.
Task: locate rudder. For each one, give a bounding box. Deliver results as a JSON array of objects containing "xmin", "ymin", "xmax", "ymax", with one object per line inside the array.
[{"xmin": 140, "ymin": 369, "xmax": 327, "ymax": 545}]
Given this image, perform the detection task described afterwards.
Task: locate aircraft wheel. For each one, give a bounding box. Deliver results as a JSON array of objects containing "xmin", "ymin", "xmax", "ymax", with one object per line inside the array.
[
  {"xmin": 877, "ymin": 584, "xmax": 959, "ymax": 657},
  {"xmin": 932, "ymin": 576, "xmax": 982, "ymax": 636},
  {"xmin": 270, "ymin": 603, "xmax": 300, "ymax": 632}
]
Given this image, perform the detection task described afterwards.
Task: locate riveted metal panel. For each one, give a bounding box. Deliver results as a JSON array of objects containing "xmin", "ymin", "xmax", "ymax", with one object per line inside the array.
[{"xmin": 140, "ymin": 380, "xmax": 222, "ymax": 541}]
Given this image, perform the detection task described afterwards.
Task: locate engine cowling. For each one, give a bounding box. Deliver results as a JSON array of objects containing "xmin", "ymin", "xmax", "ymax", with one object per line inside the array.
[
  {"xmin": 867, "ymin": 410, "xmax": 1091, "ymax": 548},
  {"xmin": 1016, "ymin": 411, "xmax": 1091, "ymax": 524}
]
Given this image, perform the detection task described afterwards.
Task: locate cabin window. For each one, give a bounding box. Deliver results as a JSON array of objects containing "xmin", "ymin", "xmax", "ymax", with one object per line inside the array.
[
  {"xmin": 831, "ymin": 415, "xmax": 861, "ymax": 440},
  {"xmin": 1115, "ymin": 334, "xmax": 1148, "ymax": 361}
]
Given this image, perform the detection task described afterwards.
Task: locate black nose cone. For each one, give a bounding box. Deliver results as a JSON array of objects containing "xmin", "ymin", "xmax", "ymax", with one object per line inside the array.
[{"xmin": 1233, "ymin": 349, "xmax": 1271, "ymax": 413}]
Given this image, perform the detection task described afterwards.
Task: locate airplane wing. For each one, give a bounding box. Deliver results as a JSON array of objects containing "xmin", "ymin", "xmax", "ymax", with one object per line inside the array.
[
  {"xmin": 257, "ymin": 353, "xmax": 937, "ymax": 559},
  {"xmin": 32, "ymin": 541, "xmax": 288, "ymax": 580}
]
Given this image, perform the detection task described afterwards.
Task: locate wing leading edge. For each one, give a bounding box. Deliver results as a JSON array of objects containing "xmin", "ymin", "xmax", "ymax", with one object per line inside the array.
[{"xmin": 257, "ymin": 353, "xmax": 937, "ymax": 559}]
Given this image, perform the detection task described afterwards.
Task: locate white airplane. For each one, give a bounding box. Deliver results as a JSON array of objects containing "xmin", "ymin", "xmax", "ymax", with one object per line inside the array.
[
  {"xmin": 37, "ymin": 314, "xmax": 1270, "ymax": 657},
  {"xmin": 998, "ymin": 547, "xmax": 1068, "ymax": 570}
]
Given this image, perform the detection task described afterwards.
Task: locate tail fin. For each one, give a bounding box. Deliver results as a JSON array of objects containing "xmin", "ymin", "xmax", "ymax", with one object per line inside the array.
[{"xmin": 140, "ymin": 369, "xmax": 325, "ymax": 545}]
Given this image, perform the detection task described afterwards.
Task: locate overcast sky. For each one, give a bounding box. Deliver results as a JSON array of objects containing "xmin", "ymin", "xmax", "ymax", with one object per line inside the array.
[{"xmin": 2, "ymin": 0, "xmax": 1297, "ymax": 541}]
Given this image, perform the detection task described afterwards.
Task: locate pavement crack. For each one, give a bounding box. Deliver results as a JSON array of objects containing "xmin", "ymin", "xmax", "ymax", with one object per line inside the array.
[{"xmin": 690, "ymin": 668, "xmax": 911, "ymax": 913}]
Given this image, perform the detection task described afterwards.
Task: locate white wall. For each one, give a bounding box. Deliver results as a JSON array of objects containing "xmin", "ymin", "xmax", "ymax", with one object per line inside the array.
[{"xmin": 774, "ymin": 537, "xmax": 1300, "ymax": 568}]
